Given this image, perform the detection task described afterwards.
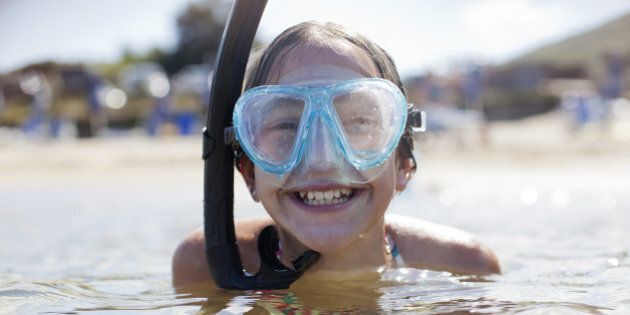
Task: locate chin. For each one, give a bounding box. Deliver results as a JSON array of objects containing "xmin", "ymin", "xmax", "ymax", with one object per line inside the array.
[{"xmin": 290, "ymin": 224, "xmax": 359, "ymax": 254}]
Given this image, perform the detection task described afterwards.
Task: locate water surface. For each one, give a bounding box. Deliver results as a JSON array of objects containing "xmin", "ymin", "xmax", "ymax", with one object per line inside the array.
[{"xmin": 1, "ymin": 146, "xmax": 629, "ymax": 314}]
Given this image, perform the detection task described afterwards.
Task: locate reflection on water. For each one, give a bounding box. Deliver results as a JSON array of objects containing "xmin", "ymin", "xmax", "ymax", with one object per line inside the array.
[
  {"xmin": 1, "ymin": 271, "xmax": 620, "ymax": 314},
  {"xmin": 1, "ymin": 167, "xmax": 629, "ymax": 313}
]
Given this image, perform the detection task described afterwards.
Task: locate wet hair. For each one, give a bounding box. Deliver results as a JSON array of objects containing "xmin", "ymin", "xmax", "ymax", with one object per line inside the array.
[{"xmin": 237, "ymin": 21, "xmax": 416, "ymax": 172}]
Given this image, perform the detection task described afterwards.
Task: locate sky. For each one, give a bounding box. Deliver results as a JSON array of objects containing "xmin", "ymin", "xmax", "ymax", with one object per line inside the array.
[{"xmin": 1, "ymin": 0, "xmax": 630, "ymax": 76}]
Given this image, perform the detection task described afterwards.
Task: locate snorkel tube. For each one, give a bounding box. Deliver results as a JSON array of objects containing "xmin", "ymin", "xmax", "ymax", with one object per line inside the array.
[{"xmin": 202, "ymin": 0, "xmax": 319, "ymax": 290}]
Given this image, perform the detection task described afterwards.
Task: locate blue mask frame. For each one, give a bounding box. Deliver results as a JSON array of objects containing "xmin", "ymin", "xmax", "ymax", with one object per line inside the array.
[{"xmin": 233, "ymin": 78, "xmax": 409, "ymax": 176}]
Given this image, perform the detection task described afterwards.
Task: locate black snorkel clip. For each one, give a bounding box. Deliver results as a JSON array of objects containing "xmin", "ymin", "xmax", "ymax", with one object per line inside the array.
[{"xmin": 202, "ymin": 0, "xmax": 319, "ymax": 290}]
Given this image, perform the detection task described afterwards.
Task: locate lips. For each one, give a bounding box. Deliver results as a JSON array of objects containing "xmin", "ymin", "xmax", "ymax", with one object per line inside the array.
[{"xmin": 296, "ymin": 188, "xmax": 355, "ymax": 206}]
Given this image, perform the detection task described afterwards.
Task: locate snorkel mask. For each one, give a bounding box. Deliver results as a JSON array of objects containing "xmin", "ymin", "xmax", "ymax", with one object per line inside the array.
[{"xmin": 230, "ymin": 78, "xmax": 421, "ymax": 190}]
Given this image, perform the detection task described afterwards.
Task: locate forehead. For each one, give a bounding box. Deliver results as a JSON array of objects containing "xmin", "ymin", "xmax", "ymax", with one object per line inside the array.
[{"xmin": 266, "ymin": 42, "xmax": 380, "ymax": 85}]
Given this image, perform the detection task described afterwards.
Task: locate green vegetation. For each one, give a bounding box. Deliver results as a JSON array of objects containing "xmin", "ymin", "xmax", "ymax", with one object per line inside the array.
[{"xmin": 97, "ymin": 0, "xmax": 231, "ymax": 78}]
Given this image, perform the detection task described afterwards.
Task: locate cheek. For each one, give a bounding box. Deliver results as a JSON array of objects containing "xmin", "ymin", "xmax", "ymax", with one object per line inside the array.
[
  {"xmin": 254, "ymin": 169, "xmax": 276, "ymax": 202},
  {"xmin": 369, "ymin": 161, "xmax": 398, "ymax": 213},
  {"xmin": 253, "ymin": 168, "xmax": 285, "ymax": 219}
]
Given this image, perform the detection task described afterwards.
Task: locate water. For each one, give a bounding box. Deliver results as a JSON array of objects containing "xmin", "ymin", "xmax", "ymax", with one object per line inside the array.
[{"xmin": 1, "ymin": 141, "xmax": 629, "ymax": 314}]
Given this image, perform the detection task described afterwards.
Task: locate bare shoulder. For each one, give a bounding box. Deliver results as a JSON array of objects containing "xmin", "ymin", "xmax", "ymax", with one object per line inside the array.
[
  {"xmin": 171, "ymin": 226, "xmax": 210, "ymax": 288},
  {"xmin": 385, "ymin": 214, "xmax": 501, "ymax": 274},
  {"xmin": 171, "ymin": 217, "xmax": 273, "ymax": 288}
]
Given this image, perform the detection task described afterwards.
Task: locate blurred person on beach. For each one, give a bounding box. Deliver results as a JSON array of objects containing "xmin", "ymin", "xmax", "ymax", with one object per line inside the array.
[
  {"xmin": 0, "ymin": 87, "xmax": 5, "ymax": 114},
  {"xmin": 20, "ymin": 72, "xmax": 53, "ymax": 136},
  {"xmin": 172, "ymin": 21, "xmax": 500, "ymax": 288}
]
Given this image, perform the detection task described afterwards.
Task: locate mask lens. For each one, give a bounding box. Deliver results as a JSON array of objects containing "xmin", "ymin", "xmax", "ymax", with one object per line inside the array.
[
  {"xmin": 332, "ymin": 86, "xmax": 400, "ymax": 161},
  {"xmin": 240, "ymin": 93, "xmax": 305, "ymax": 165}
]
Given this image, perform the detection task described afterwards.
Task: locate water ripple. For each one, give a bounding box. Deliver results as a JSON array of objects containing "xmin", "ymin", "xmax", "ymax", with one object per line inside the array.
[{"xmin": 1, "ymin": 276, "xmax": 204, "ymax": 314}]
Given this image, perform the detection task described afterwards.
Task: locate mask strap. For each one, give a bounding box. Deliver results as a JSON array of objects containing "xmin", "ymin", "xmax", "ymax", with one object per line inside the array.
[{"xmin": 224, "ymin": 126, "xmax": 236, "ymax": 145}]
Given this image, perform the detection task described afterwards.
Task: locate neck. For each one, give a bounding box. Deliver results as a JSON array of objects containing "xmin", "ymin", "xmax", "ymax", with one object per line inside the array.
[{"xmin": 276, "ymin": 217, "xmax": 392, "ymax": 274}]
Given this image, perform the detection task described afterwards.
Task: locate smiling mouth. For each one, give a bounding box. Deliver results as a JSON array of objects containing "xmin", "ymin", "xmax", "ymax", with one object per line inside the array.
[{"xmin": 294, "ymin": 188, "xmax": 356, "ymax": 206}]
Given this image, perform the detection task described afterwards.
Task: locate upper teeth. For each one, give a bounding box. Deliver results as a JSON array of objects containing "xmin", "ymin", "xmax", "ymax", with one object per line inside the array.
[{"xmin": 299, "ymin": 188, "xmax": 352, "ymax": 205}]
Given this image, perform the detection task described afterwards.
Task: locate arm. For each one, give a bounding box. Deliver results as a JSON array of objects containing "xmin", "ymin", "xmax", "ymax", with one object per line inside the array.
[
  {"xmin": 172, "ymin": 216, "xmax": 274, "ymax": 288},
  {"xmin": 171, "ymin": 227, "xmax": 211, "ymax": 288},
  {"xmin": 385, "ymin": 214, "xmax": 501, "ymax": 274}
]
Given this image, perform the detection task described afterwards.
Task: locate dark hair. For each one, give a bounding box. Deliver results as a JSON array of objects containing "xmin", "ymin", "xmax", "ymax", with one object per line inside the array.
[{"xmin": 238, "ymin": 21, "xmax": 415, "ymax": 171}]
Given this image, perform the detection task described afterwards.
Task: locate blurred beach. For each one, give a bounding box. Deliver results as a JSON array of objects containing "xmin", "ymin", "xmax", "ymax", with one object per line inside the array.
[{"xmin": 2, "ymin": 110, "xmax": 628, "ymax": 192}]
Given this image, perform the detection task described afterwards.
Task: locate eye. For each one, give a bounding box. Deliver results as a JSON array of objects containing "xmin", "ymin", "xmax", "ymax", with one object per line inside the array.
[
  {"xmin": 262, "ymin": 117, "xmax": 300, "ymax": 133},
  {"xmin": 343, "ymin": 117, "xmax": 379, "ymax": 135},
  {"xmin": 273, "ymin": 121, "xmax": 299, "ymax": 131},
  {"xmin": 346, "ymin": 116, "xmax": 377, "ymax": 126},
  {"xmin": 356, "ymin": 117, "xmax": 376, "ymax": 125}
]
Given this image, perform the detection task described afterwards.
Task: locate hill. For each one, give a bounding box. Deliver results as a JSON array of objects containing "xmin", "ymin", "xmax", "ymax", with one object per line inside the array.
[{"xmin": 508, "ymin": 12, "xmax": 630, "ymax": 79}]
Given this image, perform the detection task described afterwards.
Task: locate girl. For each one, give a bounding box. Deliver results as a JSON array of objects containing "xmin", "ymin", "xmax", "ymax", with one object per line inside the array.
[{"xmin": 173, "ymin": 21, "xmax": 499, "ymax": 288}]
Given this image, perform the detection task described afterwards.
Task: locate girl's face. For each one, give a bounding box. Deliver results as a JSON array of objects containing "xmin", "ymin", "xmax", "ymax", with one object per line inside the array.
[{"xmin": 241, "ymin": 43, "xmax": 414, "ymax": 254}]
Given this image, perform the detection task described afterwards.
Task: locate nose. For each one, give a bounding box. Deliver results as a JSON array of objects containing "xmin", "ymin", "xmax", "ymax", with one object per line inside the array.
[{"xmin": 302, "ymin": 116, "xmax": 342, "ymax": 172}]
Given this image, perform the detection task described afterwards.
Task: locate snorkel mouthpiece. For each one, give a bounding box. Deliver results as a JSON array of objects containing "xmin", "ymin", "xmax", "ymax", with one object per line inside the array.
[{"xmin": 203, "ymin": 0, "xmax": 319, "ymax": 290}]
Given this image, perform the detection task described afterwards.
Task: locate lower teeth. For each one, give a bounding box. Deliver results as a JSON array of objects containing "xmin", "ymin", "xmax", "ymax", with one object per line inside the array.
[
  {"xmin": 296, "ymin": 190, "xmax": 356, "ymax": 206},
  {"xmin": 303, "ymin": 197, "xmax": 348, "ymax": 206}
]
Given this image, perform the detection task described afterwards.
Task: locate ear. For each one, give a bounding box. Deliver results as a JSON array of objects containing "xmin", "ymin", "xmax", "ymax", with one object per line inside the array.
[
  {"xmin": 395, "ymin": 154, "xmax": 416, "ymax": 193},
  {"xmin": 237, "ymin": 156, "xmax": 260, "ymax": 202}
]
